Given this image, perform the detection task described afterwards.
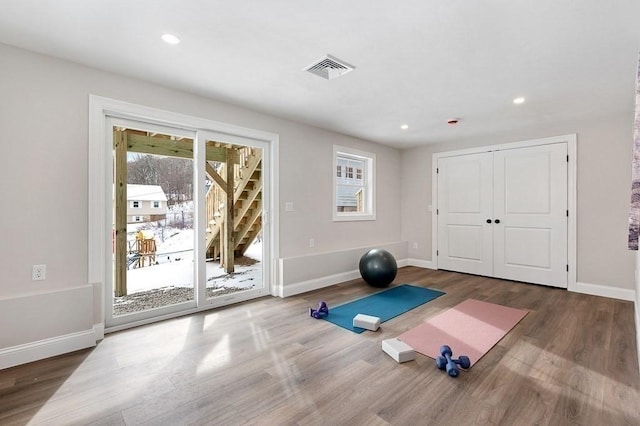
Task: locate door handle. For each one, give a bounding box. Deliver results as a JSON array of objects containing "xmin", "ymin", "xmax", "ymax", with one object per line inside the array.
[
  {"xmin": 494, "ymin": 219, "xmax": 501, "ymax": 224},
  {"xmin": 486, "ymin": 219, "xmax": 492, "ymax": 224}
]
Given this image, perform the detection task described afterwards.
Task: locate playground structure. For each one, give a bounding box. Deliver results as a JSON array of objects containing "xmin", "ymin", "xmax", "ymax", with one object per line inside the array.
[{"xmin": 127, "ymin": 230, "xmax": 157, "ymax": 269}]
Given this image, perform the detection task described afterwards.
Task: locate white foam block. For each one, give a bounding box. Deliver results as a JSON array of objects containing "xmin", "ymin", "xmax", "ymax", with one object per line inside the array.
[
  {"xmin": 353, "ymin": 313, "xmax": 381, "ymax": 331},
  {"xmin": 382, "ymin": 338, "xmax": 415, "ymax": 363}
]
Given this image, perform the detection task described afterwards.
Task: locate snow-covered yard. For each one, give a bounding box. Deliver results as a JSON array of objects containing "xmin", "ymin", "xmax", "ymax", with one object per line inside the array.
[
  {"xmin": 114, "ymin": 225, "xmax": 262, "ymax": 315},
  {"xmin": 126, "ymin": 228, "xmax": 262, "ymax": 294}
]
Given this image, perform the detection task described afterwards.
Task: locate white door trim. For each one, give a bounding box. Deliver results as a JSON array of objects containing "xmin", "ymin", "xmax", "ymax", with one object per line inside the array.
[
  {"xmin": 88, "ymin": 95, "xmax": 280, "ymax": 331},
  {"xmin": 431, "ymin": 134, "xmax": 577, "ymax": 291},
  {"xmin": 105, "ymin": 116, "xmax": 199, "ymax": 328}
]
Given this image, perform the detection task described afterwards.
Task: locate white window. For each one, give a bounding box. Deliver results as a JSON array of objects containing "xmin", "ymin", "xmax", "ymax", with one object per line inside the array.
[
  {"xmin": 131, "ymin": 200, "xmax": 140, "ymax": 208},
  {"xmin": 333, "ymin": 145, "xmax": 376, "ymax": 221},
  {"xmin": 152, "ymin": 201, "xmax": 161, "ymax": 208}
]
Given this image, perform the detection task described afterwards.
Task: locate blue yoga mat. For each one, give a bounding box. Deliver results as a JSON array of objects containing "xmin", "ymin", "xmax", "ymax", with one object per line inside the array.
[{"xmin": 323, "ymin": 284, "xmax": 445, "ymax": 333}]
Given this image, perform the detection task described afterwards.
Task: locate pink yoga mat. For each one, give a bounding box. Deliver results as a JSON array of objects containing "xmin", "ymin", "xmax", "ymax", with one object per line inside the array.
[{"xmin": 398, "ymin": 299, "xmax": 528, "ymax": 367}]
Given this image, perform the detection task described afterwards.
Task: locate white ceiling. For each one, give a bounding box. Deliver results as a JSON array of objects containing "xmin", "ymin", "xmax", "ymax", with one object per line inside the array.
[{"xmin": 1, "ymin": 1, "xmax": 639, "ymax": 148}]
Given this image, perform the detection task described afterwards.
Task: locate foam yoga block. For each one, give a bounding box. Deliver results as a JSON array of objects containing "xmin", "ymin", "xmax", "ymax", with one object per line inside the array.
[
  {"xmin": 382, "ymin": 338, "xmax": 415, "ymax": 363},
  {"xmin": 353, "ymin": 313, "xmax": 381, "ymax": 331}
]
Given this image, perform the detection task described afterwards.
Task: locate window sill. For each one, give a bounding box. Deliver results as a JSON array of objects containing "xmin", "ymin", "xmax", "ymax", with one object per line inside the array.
[{"xmin": 333, "ymin": 213, "xmax": 376, "ymax": 222}]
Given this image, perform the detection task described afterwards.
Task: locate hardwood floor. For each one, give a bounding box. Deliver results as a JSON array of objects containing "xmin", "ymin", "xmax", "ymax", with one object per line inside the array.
[{"xmin": 1, "ymin": 267, "xmax": 639, "ymax": 425}]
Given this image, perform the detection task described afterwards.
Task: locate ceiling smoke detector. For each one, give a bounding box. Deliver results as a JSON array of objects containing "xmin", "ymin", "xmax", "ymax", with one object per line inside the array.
[{"xmin": 304, "ymin": 54, "xmax": 355, "ymax": 80}]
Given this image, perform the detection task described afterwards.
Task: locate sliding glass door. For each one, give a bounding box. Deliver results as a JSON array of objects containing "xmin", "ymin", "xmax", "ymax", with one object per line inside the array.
[{"xmin": 105, "ymin": 119, "xmax": 269, "ymax": 329}]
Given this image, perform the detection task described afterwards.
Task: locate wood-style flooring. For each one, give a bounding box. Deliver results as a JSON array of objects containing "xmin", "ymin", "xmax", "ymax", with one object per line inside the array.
[{"xmin": 1, "ymin": 267, "xmax": 639, "ymax": 425}]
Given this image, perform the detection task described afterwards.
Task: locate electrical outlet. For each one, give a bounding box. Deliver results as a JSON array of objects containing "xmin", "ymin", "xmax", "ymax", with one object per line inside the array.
[
  {"xmin": 285, "ymin": 202, "xmax": 294, "ymax": 212},
  {"xmin": 413, "ymin": 242, "xmax": 419, "ymax": 249},
  {"xmin": 32, "ymin": 264, "xmax": 46, "ymax": 281},
  {"xmin": 309, "ymin": 238, "xmax": 315, "ymax": 248}
]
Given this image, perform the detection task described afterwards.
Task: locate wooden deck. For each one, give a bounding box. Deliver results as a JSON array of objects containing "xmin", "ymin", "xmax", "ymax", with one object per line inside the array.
[{"xmin": 1, "ymin": 267, "xmax": 638, "ymax": 425}]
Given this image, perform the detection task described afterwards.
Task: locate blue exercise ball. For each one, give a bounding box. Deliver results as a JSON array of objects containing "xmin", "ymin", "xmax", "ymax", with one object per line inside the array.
[{"xmin": 359, "ymin": 249, "xmax": 397, "ymax": 287}]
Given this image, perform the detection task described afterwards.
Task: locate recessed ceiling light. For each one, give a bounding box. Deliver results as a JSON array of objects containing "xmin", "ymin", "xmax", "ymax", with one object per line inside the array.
[
  {"xmin": 400, "ymin": 124, "xmax": 409, "ymax": 130},
  {"xmin": 513, "ymin": 97, "xmax": 525, "ymax": 104},
  {"xmin": 161, "ymin": 34, "xmax": 180, "ymax": 45}
]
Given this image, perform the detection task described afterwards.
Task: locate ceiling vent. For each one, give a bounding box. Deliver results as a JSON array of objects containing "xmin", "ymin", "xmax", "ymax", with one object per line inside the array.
[{"xmin": 304, "ymin": 54, "xmax": 355, "ymax": 80}]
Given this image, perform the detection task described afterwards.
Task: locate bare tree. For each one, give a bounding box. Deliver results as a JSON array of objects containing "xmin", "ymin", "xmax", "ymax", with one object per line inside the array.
[
  {"xmin": 128, "ymin": 154, "xmax": 193, "ymax": 206},
  {"xmin": 127, "ymin": 154, "xmax": 159, "ymax": 185}
]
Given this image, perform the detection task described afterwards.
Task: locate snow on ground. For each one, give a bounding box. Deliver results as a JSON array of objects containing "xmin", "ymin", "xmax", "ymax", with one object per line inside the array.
[{"xmin": 126, "ymin": 228, "xmax": 262, "ymax": 295}]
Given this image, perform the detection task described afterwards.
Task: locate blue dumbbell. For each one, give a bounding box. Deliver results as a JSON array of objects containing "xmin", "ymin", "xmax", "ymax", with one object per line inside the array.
[
  {"xmin": 309, "ymin": 301, "xmax": 329, "ymax": 319},
  {"xmin": 435, "ymin": 345, "xmax": 471, "ymax": 377}
]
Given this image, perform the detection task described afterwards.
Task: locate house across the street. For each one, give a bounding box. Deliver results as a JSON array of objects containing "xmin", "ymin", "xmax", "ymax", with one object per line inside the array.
[{"xmin": 127, "ymin": 184, "xmax": 168, "ymax": 223}]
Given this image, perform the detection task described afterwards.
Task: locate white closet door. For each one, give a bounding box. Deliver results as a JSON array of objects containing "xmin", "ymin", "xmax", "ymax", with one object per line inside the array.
[
  {"xmin": 437, "ymin": 152, "xmax": 493, "ymax": 276},
  {"xmin": 492, "ymin": 143, "xmax": 568, "ymax": 287}
]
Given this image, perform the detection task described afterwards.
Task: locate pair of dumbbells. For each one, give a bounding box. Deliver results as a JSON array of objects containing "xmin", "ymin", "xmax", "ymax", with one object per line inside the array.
[
  {"xmin": 436, "ymin": 345, "xmax": 471, "ymax": 377},
  {"xmin": 309, "ymin": 301, "xmax": 329, "ymax": 319}
]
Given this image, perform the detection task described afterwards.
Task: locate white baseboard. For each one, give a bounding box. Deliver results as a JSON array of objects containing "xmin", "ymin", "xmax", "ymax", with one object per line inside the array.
[
  {"xmin": 397, "ymin": 258, "xmax": 409, "ymax": 268},
  {"xmin": 408, "ymin": 258, "xmax": 436, "ymax": 269},
  {"xmin": 0, "ymin": 284, "xmax": 95, "ymax": 370},
  {"xmin": 636, "ymin": 299, "xmax": 640, "ymax": 374},
  {"xmin": 0, "ymin": 329, "xmax": 97, "ymax": 370},
  {"xmin": 278, "ymin": 241, "xmax": 409, "ymax": 297},
  {"xmin": 574, "ymin": 281, "xmax": 636, "ymax": 302},
  {"xmin": 282, "ymin": 269, "xmax": 362, "ymax": 297},
  {"xmin": 93, "ymin": 323, "xmax": 105, "ymax": 341},
  {"xmin": 282, "ymin": 258, "xmax": 411, "ymax": 297}
]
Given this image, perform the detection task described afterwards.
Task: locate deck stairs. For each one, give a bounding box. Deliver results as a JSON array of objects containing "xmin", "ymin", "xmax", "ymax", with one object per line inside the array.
[{"xmin": 205, "ymin": 146, "xmax": 262, "ymax": 271}]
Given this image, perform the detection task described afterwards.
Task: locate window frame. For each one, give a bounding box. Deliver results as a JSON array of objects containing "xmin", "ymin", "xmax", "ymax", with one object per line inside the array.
[{"xmin": 333, "ymin": 145, "xmax": 376, "ymax": 222}]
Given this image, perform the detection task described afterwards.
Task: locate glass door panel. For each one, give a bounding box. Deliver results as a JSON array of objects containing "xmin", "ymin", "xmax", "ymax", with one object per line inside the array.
[
  {"xmin": 108, "ymin": 118, "xmax": 197, "ymax": 327},
  {"xmin": 201, "ymin": 137, "xmax": 265, "ymax": 304}
]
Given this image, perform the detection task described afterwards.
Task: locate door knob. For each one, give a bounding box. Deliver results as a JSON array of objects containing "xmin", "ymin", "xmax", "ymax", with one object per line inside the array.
[
  {"xmin": 486, "ymin": 219, "xmax": 492, "ymax": 223},
  {"xmin": 494, "ymin": 219, "xmax": 501, "ymax": 224}
]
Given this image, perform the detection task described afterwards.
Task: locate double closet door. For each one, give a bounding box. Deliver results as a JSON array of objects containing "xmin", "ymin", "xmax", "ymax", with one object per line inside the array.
[{"xmin": 437, "ymin": 142, "xmax": 568, "ymax": 288}]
